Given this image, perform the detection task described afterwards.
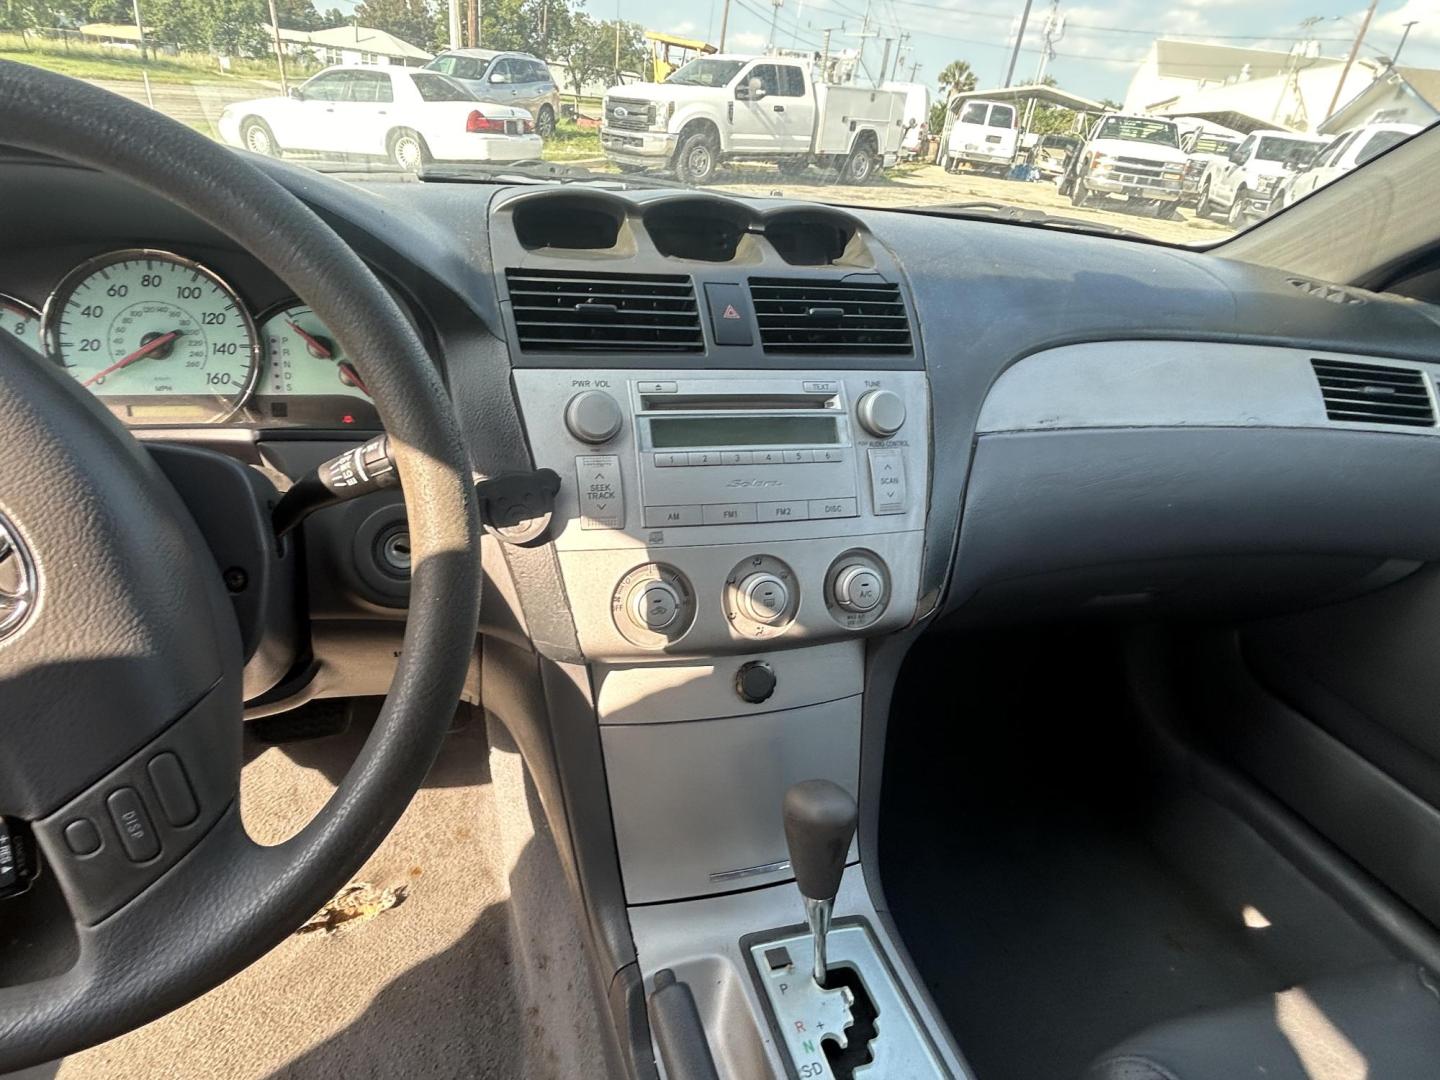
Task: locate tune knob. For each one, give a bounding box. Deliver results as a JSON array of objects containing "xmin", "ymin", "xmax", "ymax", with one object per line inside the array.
[
  {"xmin": 737, "ymin": 572, "xmax": 790, "ymax": 624},
  {"xmin": 565, "ymin": 390, "xmax": 623, "ymax": 445},
  {"xmin": 855, "ymin": 389, "xmax": 906, "ymax": 438},
  {"xmin": 832, "ymin": 564, "xmax": 885, "ymax": 614}
]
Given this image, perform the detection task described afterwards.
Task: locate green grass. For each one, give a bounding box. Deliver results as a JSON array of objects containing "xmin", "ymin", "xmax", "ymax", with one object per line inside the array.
[
  {"xmin": 0, "ymin": 32, "xmax": 292, "ymax": 86},
  {"xmin": 542, "ymin": 120, "xmax": 602, "ymax": 162}
]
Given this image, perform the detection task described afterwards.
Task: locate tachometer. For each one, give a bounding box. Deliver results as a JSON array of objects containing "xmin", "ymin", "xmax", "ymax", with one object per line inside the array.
[
  {"xmin": 0, "ymin": 293, "xmax": 41, "ymax": 351},
  {"xmin": 258, "ymin": 302, "xmax": 371, "ymax": 400},
  {"xmin": 43, "ymin": 249, "xmax": 259, "ymax": 424}
]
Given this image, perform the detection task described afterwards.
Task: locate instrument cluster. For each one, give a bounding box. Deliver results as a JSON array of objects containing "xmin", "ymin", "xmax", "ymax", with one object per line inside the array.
[{"xmin": 0, "ymin": 247, "xmax": 381, "ymax": 429}]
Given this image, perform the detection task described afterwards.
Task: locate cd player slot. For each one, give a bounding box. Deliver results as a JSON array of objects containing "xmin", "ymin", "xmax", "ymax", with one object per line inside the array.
[{"xmin": 639, "ymin": 393, "xmax": 837, "ymax": 412}]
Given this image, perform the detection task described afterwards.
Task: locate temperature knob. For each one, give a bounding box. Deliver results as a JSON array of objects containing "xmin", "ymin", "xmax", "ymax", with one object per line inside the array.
[
  {"xmin": 856, "ymin": 389, "xmax": 906, "ymax": 438},
  {"xmin": 565, "ymin": 390, "xmax": 623, "ymax": 445}
]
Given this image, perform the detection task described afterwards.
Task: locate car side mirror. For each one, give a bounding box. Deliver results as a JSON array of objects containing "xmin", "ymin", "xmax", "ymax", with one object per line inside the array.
[
  {"xmin": 288, "ymin": 86, "xmax": 305, "ymax": 100},
  {"xmin": 747, "ymin": 80, "xmax": 767, "ymax": 101},
  {"xmin": 735, "ymin": 84, "xmax": 750, "ymax": 100},
  {"xmin": 1229, "ymin": 148, "xmax": 1246, "ymax": 163},
  {"xmin": 489, "ymin": 72, "xmax": 505, "ymax": 83}
]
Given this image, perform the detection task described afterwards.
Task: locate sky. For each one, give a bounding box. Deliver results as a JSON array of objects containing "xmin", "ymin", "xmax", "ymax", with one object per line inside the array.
[{"xmin": 600, "ymin": 0, "xmax": 1440, "ymax": 102}]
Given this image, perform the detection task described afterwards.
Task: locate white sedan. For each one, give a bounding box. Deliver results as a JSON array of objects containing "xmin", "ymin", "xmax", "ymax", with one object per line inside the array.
[{"xmin": 219, "ymin": 66, "xmax": 543, "ymax": 169}]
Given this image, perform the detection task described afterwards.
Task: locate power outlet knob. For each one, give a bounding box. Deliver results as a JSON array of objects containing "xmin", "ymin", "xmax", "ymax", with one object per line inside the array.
[
  {"xmin": 565, "ymin": 390, "xmax": 623, "ymax": 445},
  {"xmin": 856, "ymin": 389, "xmax": 906, "ymax": 438}
]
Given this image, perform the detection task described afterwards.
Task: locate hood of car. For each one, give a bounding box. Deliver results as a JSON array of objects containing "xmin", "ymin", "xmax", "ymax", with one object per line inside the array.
[
  {"xmin": 1090, "ymin": 138, "xmax": 1188, "ymax": 164},
  {"xmin": 605, "ymin": 83, "xmax": 714, "ymax": 104}
]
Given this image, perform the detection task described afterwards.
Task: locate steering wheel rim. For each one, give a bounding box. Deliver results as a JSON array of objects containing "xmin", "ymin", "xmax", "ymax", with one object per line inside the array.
[{"xmin": 0, "ymin": 62, "xmax": 481, "ymax": 1069}]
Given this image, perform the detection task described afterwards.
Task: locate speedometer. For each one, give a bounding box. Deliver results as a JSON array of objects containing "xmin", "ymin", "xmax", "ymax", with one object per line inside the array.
[
  {"xmin": 0, "ymin": 294, "xmax": 41, "ymax": 351},
  {"xmin": 43, "ymin": 250, "xmax": 259, "ymax": 424}
]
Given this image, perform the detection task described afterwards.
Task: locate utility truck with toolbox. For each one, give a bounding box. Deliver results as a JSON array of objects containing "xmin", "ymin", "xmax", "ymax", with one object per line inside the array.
[
  {"xmin": 600, "ymin": 55, "xmax": 908, "ymax": 184},
  {"xmin": 1058, "ymin": 113, "xmax": 1190, "ymax": 218}
]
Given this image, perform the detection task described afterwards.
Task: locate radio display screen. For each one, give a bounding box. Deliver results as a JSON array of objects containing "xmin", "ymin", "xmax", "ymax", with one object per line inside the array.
[{"xmin": 648, "ymin": 415, "xmax": 840, "ymax": 449}]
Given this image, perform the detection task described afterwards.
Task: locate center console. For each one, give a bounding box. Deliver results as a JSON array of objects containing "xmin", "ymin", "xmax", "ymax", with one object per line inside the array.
[{"xmin": 498, "ymin": 188, "xmax": 960, "ymax": 1078}]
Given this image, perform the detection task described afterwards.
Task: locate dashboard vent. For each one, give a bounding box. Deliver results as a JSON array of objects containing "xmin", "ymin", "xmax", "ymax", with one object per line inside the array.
[
  {"xmin": 1311, "ymin": 358, "xmax": 1435, "ymax": 427},
  {"xmin": 1289, "ymin": 278, "xmax": 1364, "ymax": 305},
  {"xmin": 506, "ymin": 269, "xmax": 703, "ymax": 352},
  {"xmin": 749, "ymin": 277, "xmax": 912, "ymax": 355}
]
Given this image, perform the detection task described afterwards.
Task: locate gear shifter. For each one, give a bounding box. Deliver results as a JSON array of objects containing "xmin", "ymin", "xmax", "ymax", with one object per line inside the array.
[{"xmin": 783, "ymin": 779, "xmax": 858, "ymax": 986}]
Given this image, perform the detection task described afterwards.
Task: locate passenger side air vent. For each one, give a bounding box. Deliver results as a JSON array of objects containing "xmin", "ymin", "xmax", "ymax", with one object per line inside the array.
[
  {"xmin": 1311, "ymin": 358, "xmax": 1435, "ymax": 427},
  {"xmin": 749, "ymin": 277, "xmax": 912, "ymax": 355},
  {"xmin": 506, "ymin": 269, "xmax": 703, "ymax": 352}
]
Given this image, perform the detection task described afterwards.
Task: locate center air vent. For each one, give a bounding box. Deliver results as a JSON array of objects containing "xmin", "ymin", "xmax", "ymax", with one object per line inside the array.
[
  {"xmin": 506, "ymin": 269, "xmax": 703, "ymax": 352},
  {"xmin": 1312, "ymin": 358, "xmax": 1435, "ymax": 427},
  {"xmin": 749, "ymin": 277, "xmax": 912, "ymax": 355}
]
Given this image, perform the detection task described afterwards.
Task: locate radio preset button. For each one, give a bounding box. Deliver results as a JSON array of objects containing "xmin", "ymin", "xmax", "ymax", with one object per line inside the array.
[
  {"xmin": 868, "ymin": 448, "xmax": 908, "ymax": 515},
  {"xmin": 856, "ymin": 389, "xmax": 907, "ymax": 438},
  {"xmin": 757, "ymin": 501, "xmax": 809, "ymax": 522},
  {"xmin": 722, "ymin": 450, "xmax": 753, "ymax": 465},
  {"xmin": 808, "ymin": 498, "xmax": 858, "ymax": 519},
  {"xmin": 654, "ymin": 452, "xmax": 687, "ymax": 467},
  {"xmin": 784, "ymin": 449, "xmax": 815, "ymax": 464},
  {"xmin": 565, "ymin": 390, "xmax": 624, "ymax": 445},
  {"xmin": 644, "ymin": 505, "xmax": 703, "ymax": 528},
  {"xmin": 817, "ymin": 448, "xmax": 845, "ymax": 463},
  {"xmin": 687, "ymin": 451, "xmax": 721, "ymax": 466},
  {"xmin": 755, "ymin": 450, "xmax": 783, "ymax": 465},
  {"xmin": 703, "ymin": 502, "xmax": 758, "ymax": 525},
  {"xmin": 576, "ymin": 455, "xmax": 624, "ymax": 530}
]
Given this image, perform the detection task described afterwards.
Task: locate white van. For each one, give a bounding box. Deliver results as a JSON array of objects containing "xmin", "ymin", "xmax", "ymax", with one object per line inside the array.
[{"xmin": 943, "ymin": 99, "xmax": 1018, "ymax": 175}]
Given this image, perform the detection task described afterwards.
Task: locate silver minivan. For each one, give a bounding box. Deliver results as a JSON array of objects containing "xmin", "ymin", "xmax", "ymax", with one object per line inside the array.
[{"xmin": 426, "ymin": 49, "xmax": 561, "ymax": 138}]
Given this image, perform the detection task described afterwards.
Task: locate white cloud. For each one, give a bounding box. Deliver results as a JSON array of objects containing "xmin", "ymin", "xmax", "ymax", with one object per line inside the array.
[{"xmin": 731, "ymin": 31, "xmax": 767, "ymax": 48}]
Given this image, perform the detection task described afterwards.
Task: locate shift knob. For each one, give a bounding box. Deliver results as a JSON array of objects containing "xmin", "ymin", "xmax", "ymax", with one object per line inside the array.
[{"xmin": 783, "ymin": 779, "xmax": 858, "ymax": 902}]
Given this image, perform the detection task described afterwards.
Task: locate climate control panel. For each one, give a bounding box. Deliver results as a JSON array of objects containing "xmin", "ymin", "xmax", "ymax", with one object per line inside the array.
[{"xmin": 513, "ymin": 368, "xmax": 928, "ymax": 659}]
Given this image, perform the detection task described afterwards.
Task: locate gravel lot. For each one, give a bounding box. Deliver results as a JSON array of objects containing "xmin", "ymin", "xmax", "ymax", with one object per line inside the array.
[{"xmin": 709, "ymin": 162, "xmax": 1239, "ymax": 246}]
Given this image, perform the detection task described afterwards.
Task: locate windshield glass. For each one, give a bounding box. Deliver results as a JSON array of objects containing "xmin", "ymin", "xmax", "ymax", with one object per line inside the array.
[
  {"xmin": 1256, "ymin": 136, "xmax": 1322, "ymax": 165},
  {"xmin": 1095, "ymin": 117, "xmax": 1179, "ymax": 147},
  {"xmin": 7, "ymin": 4, "xmax": 1434, "ymax": 247},
  {"xmin": 667, "ymin": 59, "xmax": 745, "ymax": 86},
  {"xmin": 1193, "ymin": 136, "xmax": 1237, "ymax": 156}
]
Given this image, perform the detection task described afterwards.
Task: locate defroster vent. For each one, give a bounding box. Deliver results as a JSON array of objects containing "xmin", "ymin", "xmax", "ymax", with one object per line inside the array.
[
  {"xmin": 749, "ymin": 277, "xmax": 912, "ymax": 355},
  {"xmin": 506, "ymin": 269, "xmax": 703, "ymax": 352},
  {"xmin": 1312, "ymin": 358, "xmax": 1436, "ymax": 427}
]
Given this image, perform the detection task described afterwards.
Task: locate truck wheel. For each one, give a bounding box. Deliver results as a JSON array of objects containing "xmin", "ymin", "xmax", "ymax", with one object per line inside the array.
[
  {"xmin": 843, "ymin": 142, "xmax": 877, "ymax": 184},
  {"xmin": 675, "ymin": 130, "xmax": 719, "ymax": 184},
  {"xmin": 1159, "ymin": 201, "xmax": 1181, "ymax": 220},
  {"xmin": 1196, "ymin": 182, "xmax": 1215, "ymax": 219},
  {"xmin": 1226, "ymin": 187, "xmax": 1250, "ymax": 227},
  {"xmin": 535, "ymin": 105, "xmax": 557, "ymax": 139}
]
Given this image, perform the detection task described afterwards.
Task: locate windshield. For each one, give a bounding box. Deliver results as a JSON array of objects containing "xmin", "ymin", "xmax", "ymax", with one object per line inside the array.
[
  {"xmin": 7, "ymin": 4, "xmax": 1435, "ymax": 247},
  {"xmin": 667, "ymin": 59, "xmax": 745, "ymax": 87},
  {"xmin": 1193, "ymin": 136, "xmax": 1237, "ymax": 156},
  {"xmin": 1095, "ymin": 117, "xmax": 1179, "ymax": 147},
  {"xmin": 1256, "ymin": 136, "xmax": 1322, "ymax": 165}
]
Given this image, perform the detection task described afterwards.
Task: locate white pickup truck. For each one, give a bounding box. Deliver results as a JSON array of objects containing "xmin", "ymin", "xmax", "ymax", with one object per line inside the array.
[
  {"xmin": 600, "ymin": 55, "xmax": 907, "ymax": 184},
  {"xmin": 1057, "ymin": 113, "xmax": 1190, "ymax": 218}
]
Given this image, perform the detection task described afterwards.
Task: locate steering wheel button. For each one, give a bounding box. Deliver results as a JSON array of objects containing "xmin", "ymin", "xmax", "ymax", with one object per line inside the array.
[
  {"xmin": 106, "ymin": 787, "xmax": 160, "ymax": 862},
  {"xmin": 147, "ymin": 752, "xmax": 199, "ymax": 827},
  {"xmin": 62, "ymin": 818, "xmax": 102, "ymax": 856}
]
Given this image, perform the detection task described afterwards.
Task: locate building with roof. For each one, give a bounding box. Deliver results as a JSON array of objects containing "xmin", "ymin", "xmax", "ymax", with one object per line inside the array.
[
  {"xmin": 1321, "ymin": 66, "xmax": 1440, "ymax": 134},
  {"xmin": 265, "ymin": 24, "xmax": 432, "ymax": 67},
  {"xmin": 1124, "ymin": 39, "xmax": 1383, "ymax": 134}
]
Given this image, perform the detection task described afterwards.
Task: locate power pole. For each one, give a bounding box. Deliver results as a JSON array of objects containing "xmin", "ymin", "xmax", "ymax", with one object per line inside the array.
[
  {"xmin": 1393, "ymin": 20, "xmax": 1419, "ymax": 67},
  {"xmin": 448, "ymin": 0, "xmax": 462, "ymax": 50},
  {"xmin": 1003, "ymin": 0, "xmax": 1034, "ymax": 88},
  {"xmin": 878, "ymin": 37, "xmax": 892, "ymax": 87},
  {"xmin": 540, "ymin": 0, "xmax": 548, "ymax": 47},
  {"xmin": 890, "ymin": 30, "xmax": 908, "ymax": 80},
  {"xmin": 130, "ymin": 0, "xmax": 148, "ymax": 62},
  {"xmin": 266, "ymin": 0, "xmax": 288, "ymax": 93},
  {"xmin": 908, "ymin": 60, "xmax": 920, "ymax": 82},
  {"xmin": 1021, "ymin": 0, "xmax": 1062, "ymax": 132},
  {"xmin": 468, "ymin": 0, "xmax": 478, "ymax": 48},
  {"xmin": 719, "ymin": 0, "xmax": 731, "ymax": 50},
  {"xmin": 1326, "ymin": 0, "xmax": 1379, "ymax": 122},
  {"xmin": 767, "ymin": 0, "xmax": 782, "ymax": 52}
]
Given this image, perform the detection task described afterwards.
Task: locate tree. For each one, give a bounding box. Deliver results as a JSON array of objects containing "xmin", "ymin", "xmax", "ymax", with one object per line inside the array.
[
  {"xmin": 937, "ymin": 59, "xmax": 977, "ymax": 98},
  {"xmin": 274, "ymin": 0, "xmax": 323, "ymax": 30},
  {"xmin": 354, "ymin": 0, "xmax": 436, "ymax": 51}
]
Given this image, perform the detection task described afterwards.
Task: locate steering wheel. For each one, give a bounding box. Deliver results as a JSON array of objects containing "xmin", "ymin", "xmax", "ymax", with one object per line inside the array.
[{"xmin": 0, "ymin": 63, "xmax": 480, "ymax": 1069}]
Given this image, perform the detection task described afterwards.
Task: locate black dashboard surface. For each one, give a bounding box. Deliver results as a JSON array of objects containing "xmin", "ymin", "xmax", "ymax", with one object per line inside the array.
[{"xmin": 7, "ymin": 149, "xmax": 1440, "ymax": 623}]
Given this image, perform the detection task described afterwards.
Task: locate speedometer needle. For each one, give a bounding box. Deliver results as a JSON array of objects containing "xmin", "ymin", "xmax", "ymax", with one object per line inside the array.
[
  {"xmin": 287, "ymin": 320, "xmax": 332, "ymax": 359},
  {"xmin": 82, "ymin": 330, "xmax": 182, "ymax": 387}
]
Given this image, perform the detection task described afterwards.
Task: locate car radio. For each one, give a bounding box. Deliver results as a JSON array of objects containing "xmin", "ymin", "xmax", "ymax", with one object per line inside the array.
[{"xmin": 632, "ymin": 378, "xmax": 862, "ymax": 528}]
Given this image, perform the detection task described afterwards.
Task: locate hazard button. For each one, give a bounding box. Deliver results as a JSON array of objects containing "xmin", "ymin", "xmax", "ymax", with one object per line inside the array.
[{"xmin": 703, "ymin": 282, "xmax": 754, "ymax": 347}]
